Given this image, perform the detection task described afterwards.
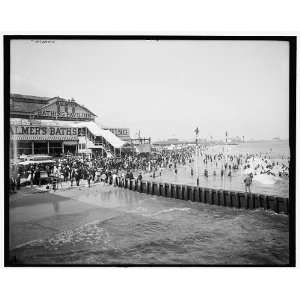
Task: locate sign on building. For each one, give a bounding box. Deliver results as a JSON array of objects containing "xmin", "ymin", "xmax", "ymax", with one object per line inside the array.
[
  {"xmin": 103, "ymin": 128, "xmax": 131, "ymax": 140},
  {"xmin": 10, "ymin": 125, "xmax": 79, "ymax": 141},
  {"xmin": 34, "ymin": 98, "xmax": 96, "ymax": 121}
]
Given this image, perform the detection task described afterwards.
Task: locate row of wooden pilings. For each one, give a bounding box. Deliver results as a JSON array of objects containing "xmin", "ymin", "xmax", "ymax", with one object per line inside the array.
[{"xmin": 111, "ymin": 179, "xmax": 289, "ymax": 215}]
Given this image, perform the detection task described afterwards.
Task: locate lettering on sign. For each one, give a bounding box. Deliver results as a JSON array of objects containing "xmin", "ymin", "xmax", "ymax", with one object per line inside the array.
[
  {"xmin": 104, "ymin": 128, "xmax": 130, "ymax": 137},
  {"xmin": 33, "ymin": 99, "xmax": 94, "ymax": 120},
  {"xmin": 11, "ymin": 126, "xmax": 78, "ymax": 136},
  {"xmin": 36, "ymin": 110, "xmax": 92, "ymax": 119}
]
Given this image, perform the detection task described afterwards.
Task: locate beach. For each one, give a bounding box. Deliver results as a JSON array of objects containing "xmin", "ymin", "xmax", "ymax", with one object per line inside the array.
[{"xmin": 10, "ymin": 181, "xmax": 289, "ymax": 265}]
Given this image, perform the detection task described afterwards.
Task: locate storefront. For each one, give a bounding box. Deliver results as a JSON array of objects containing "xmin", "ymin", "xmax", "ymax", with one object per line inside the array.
[
  {"xmin": 10, "ymin": 123, "xmax": 79, "ymax": 157},
  {"xmin": 10, "ymin": 94, "xmax": 128, "ymax": 159}
]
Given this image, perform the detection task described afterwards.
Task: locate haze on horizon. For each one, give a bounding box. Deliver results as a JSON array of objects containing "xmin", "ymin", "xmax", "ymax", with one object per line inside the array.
[{"xmin": 10, "ymin": 39, "xmax": 289, "ymax": 141}]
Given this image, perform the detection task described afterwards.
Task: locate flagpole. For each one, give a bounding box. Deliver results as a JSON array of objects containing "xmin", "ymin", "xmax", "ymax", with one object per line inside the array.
[
  {"xmin": 195, "ymin": 127, "xmax": 199, "ymax": 186},
  {"xmin": 197, "ymin": 141, "xmax": 199, "ymax": 186},
  {"xmin": 225, "ymin": 130, "xmax": 228, "ymax": 161}
]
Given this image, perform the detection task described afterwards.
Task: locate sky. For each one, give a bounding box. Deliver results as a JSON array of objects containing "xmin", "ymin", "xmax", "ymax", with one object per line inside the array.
[{"xmin": 10, "ymin": 39, "xmax": 289, "ymax": 141}]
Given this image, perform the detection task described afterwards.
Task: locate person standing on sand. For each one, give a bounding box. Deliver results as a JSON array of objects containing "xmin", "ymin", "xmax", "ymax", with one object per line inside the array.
[
  {"xmin": 87, "ymin": 171, "xmax": 92, "ymax": 187},
  {"xmin": 70, "ymin": 168, "xmax": 75, "ymax": 187},
  {"xmin": 16, "ymin": 173, "xmax": 21, "ymax": 190},
  {"xmin": 30, "ymin": 166, "xmax": 34, "ymax": 188},
  {"xmin": 112, "ymin": 172, "xmax": 118, "ymax": 186},
  {"xmin": 75, "ymin": 169, "xmax": 80, "ymax": 186},
  {"xmin": 101, "ymin": 172, "xmax": 107, "ymax": 184},
  {"xmin": 10, "ymin": 176, "xmax": 16, "ymax": 193},
  {"xmin": 35, "ymin": 166, "xmax": 41, "ymax": 187},
  {"xmin": 244, "ymin": 174, "xmax": 252, "ymax": 193}
]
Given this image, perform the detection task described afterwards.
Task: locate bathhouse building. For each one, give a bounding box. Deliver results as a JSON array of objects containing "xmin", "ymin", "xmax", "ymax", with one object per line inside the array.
[{"xmin": 10, "ymin": 94, "xmax": 127, "ymax": 158}]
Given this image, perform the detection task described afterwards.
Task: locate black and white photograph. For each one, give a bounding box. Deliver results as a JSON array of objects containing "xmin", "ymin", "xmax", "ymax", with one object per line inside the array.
[{"xmin": 4, "ymin": 36, "xmax": 296, "ymax": 266}]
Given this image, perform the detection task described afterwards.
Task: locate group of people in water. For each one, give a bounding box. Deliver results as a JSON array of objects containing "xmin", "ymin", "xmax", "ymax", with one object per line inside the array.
[
  {"xmin": 150, "ymin": 145, "xmax": 289, "ymax": 193},
  {"xmin": 9, "ymin": 144, "xmax": 289, "ymax": 194}
]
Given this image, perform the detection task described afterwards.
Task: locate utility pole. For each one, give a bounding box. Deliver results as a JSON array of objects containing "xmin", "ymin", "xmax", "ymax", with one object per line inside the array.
[
  {"xmin": 225, "ymin": 130, "xmax": 228, "ymax": 155},
  {"xmin": 225, "ymin": 130, "xmax": 229, "ymax": 170},
  {"xmin": 195, "ymin": 127, "xmax": 199, "ymax": 186}
]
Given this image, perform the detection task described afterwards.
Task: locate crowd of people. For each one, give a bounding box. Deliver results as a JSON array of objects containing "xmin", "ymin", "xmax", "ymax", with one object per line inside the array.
[
  {"xmin": 9, "ymin": 144, "xmax": 289, "ymax": 194},
  {"xmin": 9, "ymin": 149, "xmax": 193, "ymax": 193}
]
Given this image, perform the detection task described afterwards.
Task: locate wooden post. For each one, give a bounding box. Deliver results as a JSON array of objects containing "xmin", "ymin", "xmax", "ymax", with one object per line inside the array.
[
  {"xmin": 208, "ymin": 189, "xmax": 213, "ymax": 205},
  {"xmin": 219, "ymin": 190, "xmax": 224, "ymax": 206},
  {"xmin": 194, "ymin": 187, "xmax": 199, "ymax": 202},
  {"xmin": 167, "ymin": 184, "xmax": 172, "ymax": 198}
]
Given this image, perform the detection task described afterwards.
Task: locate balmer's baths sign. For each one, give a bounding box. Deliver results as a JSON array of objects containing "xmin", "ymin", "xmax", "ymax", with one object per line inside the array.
[{"xmin": 11, "ymin": 126, "xmax": 79, "ymax": 136}]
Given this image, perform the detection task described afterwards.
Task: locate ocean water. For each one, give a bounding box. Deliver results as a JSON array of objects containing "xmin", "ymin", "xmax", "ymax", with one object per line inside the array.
[
  {"xmin": 9, "ymin": 141, "xmax": 290, "ymax": 265},
  {"xmin": 10, "ymin": 184, "xmax": 289, "ymax": 265},
  {"xmin": 213, "ymin": 140, "xmax": 290, "ymax": 158},
  {"xmin": 145, "ymin": 140, "xmax": 290, "ymax": 198}
]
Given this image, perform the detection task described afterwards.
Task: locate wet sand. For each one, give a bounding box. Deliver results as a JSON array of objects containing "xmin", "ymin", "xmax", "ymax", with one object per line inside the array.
[{"xmin": 9, "ymin": 185, "xmax": 122, "ymax": 249}]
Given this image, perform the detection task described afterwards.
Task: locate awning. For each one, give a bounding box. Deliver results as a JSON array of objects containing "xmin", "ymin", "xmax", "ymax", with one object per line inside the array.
[
  {"xmin": 80, "ymin": 122, "xmax": 125, "ymax": 148},
  {"xmin": 11, "ymin": 135, "xmax": 78, "ymax": 141},
  {"xmin": 18, "ymin": 160, "xmax": 55, "ymax": 165}
]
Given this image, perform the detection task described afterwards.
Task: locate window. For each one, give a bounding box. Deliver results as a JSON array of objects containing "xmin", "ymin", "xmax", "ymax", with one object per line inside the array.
[
  {"xmin": 16, "ymin": 141, "xmax": 32, "ymax": 156},
  {"xmin": 49, "ymin": 142, "xmax": 62, "ymax": 155},
  {"xmin": 34, "ymin": 142, "xmax": 48, "ymax": 154}
]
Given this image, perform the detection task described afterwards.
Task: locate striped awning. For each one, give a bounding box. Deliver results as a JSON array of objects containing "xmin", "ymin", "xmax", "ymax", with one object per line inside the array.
[{"xmin": 11, "ymin": 134, "xmax": 79, "ymax": 141}]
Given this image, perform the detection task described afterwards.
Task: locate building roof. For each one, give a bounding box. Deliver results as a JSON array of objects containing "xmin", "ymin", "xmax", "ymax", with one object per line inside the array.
[
  {"xmin": 10, "ymin": 94, "xmax": 97, "ymax": 117},
  {"xmin": 10, "ymin": 94, "xmax": 51, "ymax": 113},
  {"xmin": 11, "ymin": 93, "xmax": 50, "ymax": 102}
]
